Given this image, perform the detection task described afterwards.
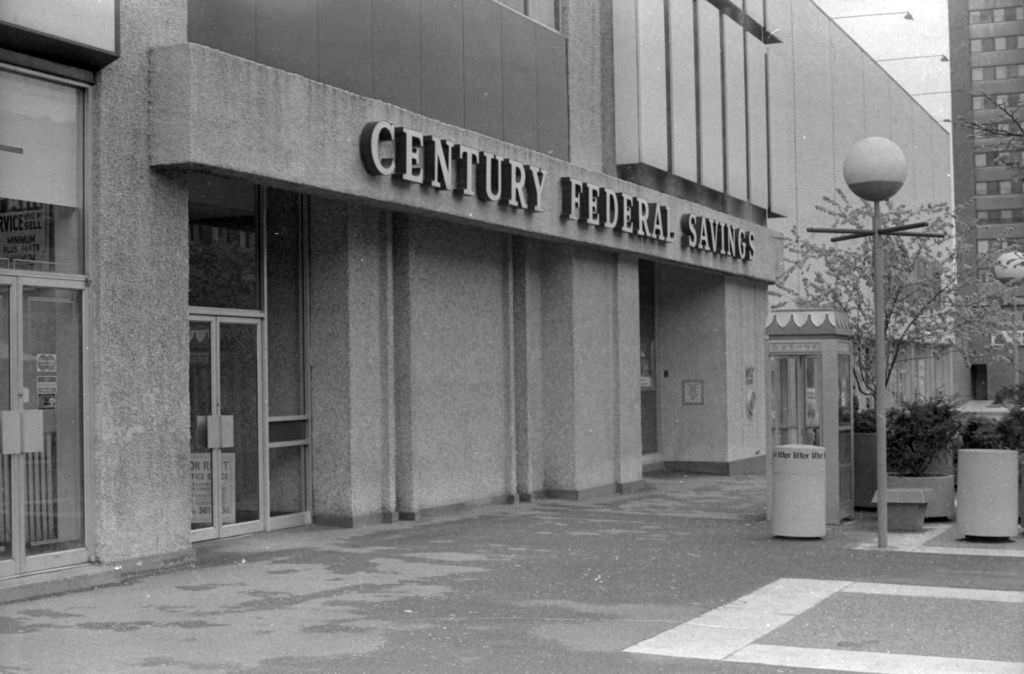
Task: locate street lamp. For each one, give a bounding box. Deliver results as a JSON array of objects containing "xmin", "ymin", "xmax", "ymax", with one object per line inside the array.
[
  {"xmin": 807, "ymin": 137, "xmax": 942, "ymax": 548},
  {"xmin": 993, "ymin": 250, "xmax": 1024, "ymax": 387},
  {"xmin": 834, "ymin": 11, "xmax": 914, "ymax": 21}
]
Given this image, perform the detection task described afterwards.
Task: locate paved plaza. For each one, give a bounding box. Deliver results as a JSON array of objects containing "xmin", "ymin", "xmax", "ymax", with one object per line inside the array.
[{"xmin": 2, "ymin": 473, "xmax": 1022, "ymax": 673}]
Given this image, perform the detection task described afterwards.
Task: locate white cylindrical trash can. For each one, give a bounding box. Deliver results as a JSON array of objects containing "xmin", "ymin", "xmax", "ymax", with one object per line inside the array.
[
  {"xmin": 957, "ymin": 449, "xmax": 1020, "ymax": 539},
  {"xmin": 771, "ymin": 444, "xmax": 826, "ymax": 538}
]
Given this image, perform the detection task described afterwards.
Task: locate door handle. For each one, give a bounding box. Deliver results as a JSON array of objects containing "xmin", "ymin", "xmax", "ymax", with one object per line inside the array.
[
  {"xmin": 1, "ymin": 410, "xmax": 19, "ymax": 455},
  {"xmin": 20, "ymin": 410, "xmax": 44, "ymax": 454},
  {"xmin": 219, "ymin": 415, "xmax": 234, "ymax": 449},
  {"xmin": 0, "ymin": 409, "xmax": 45, "ymax": 454},
  {"xmin": 198, "ymin": 414, "xmax": 235, "ymax": 449}
]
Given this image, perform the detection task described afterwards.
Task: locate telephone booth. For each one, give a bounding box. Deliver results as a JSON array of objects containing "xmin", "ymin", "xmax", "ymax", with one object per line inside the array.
[{"xmin": 767, "ymin": 309, "xmax": 855, "ymax": 524}]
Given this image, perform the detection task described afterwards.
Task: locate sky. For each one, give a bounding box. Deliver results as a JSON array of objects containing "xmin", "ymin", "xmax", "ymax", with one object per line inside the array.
[{"xmin": 812, "ymin": 0, "xmax": 952, "ymax": 132}]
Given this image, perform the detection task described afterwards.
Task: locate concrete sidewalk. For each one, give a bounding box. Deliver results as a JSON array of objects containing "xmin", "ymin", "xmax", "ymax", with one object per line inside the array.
[{"xmin": 2, "ymin": 473, "xmax": 1022, "ymax": 673}]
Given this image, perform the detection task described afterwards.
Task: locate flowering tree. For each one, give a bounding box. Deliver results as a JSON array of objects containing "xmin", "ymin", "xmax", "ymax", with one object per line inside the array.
[
  {"xmin": 774, "ymin": 191, "xmax": 1014, "ymax": 402},
  {"xmin": 960, "ymin": 95, "xmax": 1023, "ymax": 181}
]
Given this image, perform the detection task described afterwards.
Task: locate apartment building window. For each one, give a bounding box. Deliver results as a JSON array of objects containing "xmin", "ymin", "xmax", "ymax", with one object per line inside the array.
[
  {"xmin": 971, "ymin": 36, "xmax": 1021, "ymax": 52},
  {"xmin": 977, "ymin": 181, "xmax": 1022, "ymax": 195},
  {"xmin": 977, "ymin": 209, "xmax": 1024, "ymax": 224},
  {"xmin": 972, "ymin": 7, "xmax": 1024, "ymax": 23},
  {"xmin": 975, "ymin": 64, "xmax": 1024, "ymax": 81}
]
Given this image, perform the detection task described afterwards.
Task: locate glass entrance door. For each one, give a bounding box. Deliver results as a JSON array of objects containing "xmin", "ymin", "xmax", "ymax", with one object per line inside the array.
[
  {"xmin": 0, "ymin": 281, "xmax": 86, "ymax": 577},
  {"xmin": 189, "ymin": 316, "xmax": 263, "ymax": 541}
]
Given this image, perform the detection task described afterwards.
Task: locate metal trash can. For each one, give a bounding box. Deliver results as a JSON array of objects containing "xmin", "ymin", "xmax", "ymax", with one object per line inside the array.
[{"xmin": 771, "ymin": 444, "xmax": 826, "ymax": 538}]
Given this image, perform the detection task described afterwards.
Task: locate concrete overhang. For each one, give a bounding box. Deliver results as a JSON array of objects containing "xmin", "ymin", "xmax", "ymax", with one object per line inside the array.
[{"xmin": 149, "ymin": 43, "xmax": 781, "ymax": 283}]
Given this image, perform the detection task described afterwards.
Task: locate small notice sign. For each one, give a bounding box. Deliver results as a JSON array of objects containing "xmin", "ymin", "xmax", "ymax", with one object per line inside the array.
[
  {"xmin": 191, "ymin": 453, "xmax": 236, "ymax": 525},
  {"xmin": 682, "ymin": 379, "xmax": 704, "ymax": 405},
  {"xmin": 36, "ymin": 353, "xmax": 57, "ymax": 373},
  {"xmin": 37, "ymin": 376, "xmax": 57, "ymax": 409}
]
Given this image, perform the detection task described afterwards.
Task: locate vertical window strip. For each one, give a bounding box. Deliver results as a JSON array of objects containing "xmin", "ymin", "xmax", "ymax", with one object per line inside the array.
[
  {"xmin": 664, "ymin": 0, "xmax": 674, "ymax": 176},
  {"xmin": 743, "ymin": 7, "xmax": 752, "ymax": 201},
  {"xmin": 693, "ymin": 0, "xmax": 703, "ymax": 185},
  {"xmin": 719, "ymin": 8, "xmax": 729, "ymax": 196}
]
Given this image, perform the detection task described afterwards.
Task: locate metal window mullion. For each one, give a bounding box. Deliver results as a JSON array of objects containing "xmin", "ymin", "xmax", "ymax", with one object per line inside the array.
[
  {"xmin": 209, "ymin": 319, "xmax": 223, "ymax": 532},
  {"xmin": 301, "ymin": 195, "xmax": 312, "ymax": 516}
]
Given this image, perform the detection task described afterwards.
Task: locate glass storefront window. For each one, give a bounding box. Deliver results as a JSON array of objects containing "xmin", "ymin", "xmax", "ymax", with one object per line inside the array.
[
  {"xmin": 188, "ymin": 174, "xmax": 260, "ymax": 309},
  {"xmin": 266, "ymin": 188, "xmax": 304, "ymax": 416},
  {"xmin": 0, "ymin": 70, "xmax": 84, "ymax": 274}
]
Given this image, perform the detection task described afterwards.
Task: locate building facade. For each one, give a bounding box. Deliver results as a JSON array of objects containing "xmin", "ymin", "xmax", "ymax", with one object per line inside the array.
[
  {"xmin": 949, "ymin": 0, "xmax": 1024, "ymax": 398},
  {"xmin": 0, "ymin": 0, "xmax": 950, "ymax": 588}
]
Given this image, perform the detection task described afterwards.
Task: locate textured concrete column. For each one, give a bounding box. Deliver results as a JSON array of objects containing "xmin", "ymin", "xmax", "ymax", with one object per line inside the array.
[
  {"xmin": 513, "ymin": 238, "xmax": 550, "ymax": 500},
  {"xmin": 91, "ymin": 0, "xmax": 191, "ymax": 563},
  {"xmin": 308, "ymin": 200, "xmax": 393, "ymax": 526},
  {"xmin": 539, "ymin": 247, "xmax": 627, "ymax": 497},
  {"xmin": 614, "ymin": 255, "xmax": 643, "ymax": 491}
]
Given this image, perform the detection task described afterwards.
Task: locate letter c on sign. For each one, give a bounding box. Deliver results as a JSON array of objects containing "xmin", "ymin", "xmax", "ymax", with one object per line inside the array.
[{"xmin": 360, "ymin": 121, "xmax": 396, "ymax": 176}]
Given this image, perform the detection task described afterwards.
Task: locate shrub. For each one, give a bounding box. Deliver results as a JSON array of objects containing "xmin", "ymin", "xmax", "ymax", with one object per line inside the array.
[
  {"xmin": 996, "ymin": 407, "xmax": 1024, "ymax": 451},
  {"xmin": 854, "ymin": 409, "xmax": 876, "ymax": 433},
  {"xmin": 993, "ymin": 384, "xmax": 1024, "ymax": 409},
  {"xmin": 886, "ymin": 396, "xmax": 961, "ymax": 476},
  {"xmin": 960, "ymin": 415, "xmax": 1004, "ymax": 449}
]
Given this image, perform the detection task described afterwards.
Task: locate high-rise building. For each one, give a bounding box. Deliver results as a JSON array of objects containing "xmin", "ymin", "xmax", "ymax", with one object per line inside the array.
[{"xmin": 949, "ymin": 0, "xmax": 1024, "ymax": 398}]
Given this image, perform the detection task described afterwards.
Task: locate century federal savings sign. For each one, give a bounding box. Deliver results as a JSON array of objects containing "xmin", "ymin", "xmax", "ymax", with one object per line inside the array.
[{"xmin": 360, "ymin": 121, "xmax": 754, "ymax": 262}]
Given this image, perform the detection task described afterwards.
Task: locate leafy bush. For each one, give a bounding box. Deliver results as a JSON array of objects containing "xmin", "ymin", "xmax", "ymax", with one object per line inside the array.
[
  {"xmin": 993, "ymin": 384, "xmax": 1024, "ymax": 409},
  {"xmin": 854, "ymin": 409, "xmax": 876, "ymax": 433},
  {"xmin": 886, "ymin": 396, "xmax": 960, "ymax": 476},
  {"xmin": 996, "ymin": 408, "xmax": 1024, "ymax": 450},
  {"xmin": 960, "ymin": 415, "xmax": 1004, "ymax": 449}
]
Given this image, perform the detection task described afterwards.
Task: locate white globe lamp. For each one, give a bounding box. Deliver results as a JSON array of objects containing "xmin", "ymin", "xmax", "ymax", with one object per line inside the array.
[
  {"xmin": 993, "ymin": 250, "xmax": 1024, "ymax": 286},
  {"xmin": 843, "ymin": 137, "xmax": 907, "ymax": 203}
]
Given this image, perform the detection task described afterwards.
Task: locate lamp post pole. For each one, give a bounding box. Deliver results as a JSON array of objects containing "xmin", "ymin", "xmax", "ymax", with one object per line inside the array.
[
  {"xmin": 808, "ymin": 137, "xmax": 941, "ymax": 548},
  {"xmin": 871, "ymin": 200, "xmax": 889, "ymax": 546}
]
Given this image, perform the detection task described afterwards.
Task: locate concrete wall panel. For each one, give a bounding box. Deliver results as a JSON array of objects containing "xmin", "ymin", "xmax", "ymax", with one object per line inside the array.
[
  {"xmin": 401, "ymin": 220, "xmax": 510, "ymax": 511},
  {"xmin": 723, "ymin": 278, "xmax": 768, "ymax": 463},
  {"xmin": 655, "ymin": 266, "xmax": 727, "ymax": 464}
]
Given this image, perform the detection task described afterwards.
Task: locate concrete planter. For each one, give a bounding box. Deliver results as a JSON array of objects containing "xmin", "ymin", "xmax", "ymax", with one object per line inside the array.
[
  {"xmin": 957, "ymin": 449, "xmax": 1020, "ymax": 539},
  {"xmin": 855, "ymin": 435, "xmax": 954, "ymax": 520},
  {"xmin": 873, "ymin": 488, "xmax": 929, "ymax": 532},
  {"xmin": 887, "ymin": 474, "xmax": 955, "ymax": 520}
]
